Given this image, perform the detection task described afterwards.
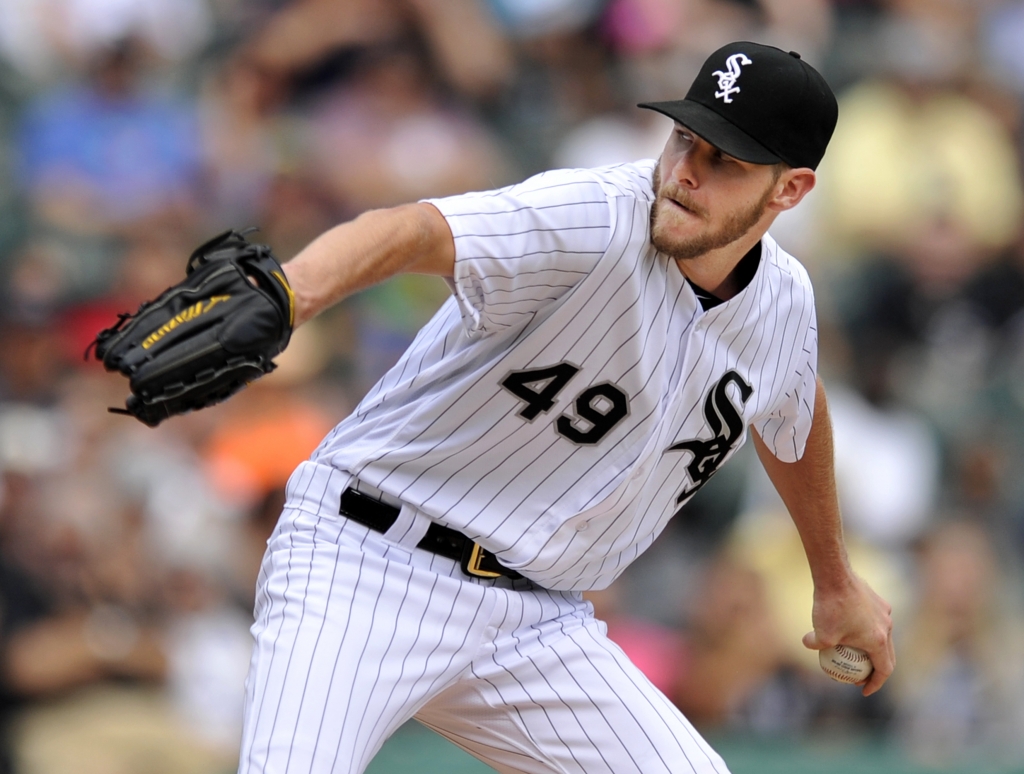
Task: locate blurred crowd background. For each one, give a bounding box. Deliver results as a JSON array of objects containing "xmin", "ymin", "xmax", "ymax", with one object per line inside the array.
[{"xmin": 0, "ymin": 0, "xmax": 1022, "ymax": 773}]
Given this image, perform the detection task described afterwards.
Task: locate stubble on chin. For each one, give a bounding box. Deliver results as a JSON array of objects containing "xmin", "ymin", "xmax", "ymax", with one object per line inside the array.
[{"xmin": 649, "ymin": 165, "xmax": 777, "ymax": 262}]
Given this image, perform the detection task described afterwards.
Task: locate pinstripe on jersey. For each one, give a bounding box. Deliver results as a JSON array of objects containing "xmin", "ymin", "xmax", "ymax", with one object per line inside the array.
[{"xmin": 311, "ymin": 160, "xmax": 817, "ymax": 591}]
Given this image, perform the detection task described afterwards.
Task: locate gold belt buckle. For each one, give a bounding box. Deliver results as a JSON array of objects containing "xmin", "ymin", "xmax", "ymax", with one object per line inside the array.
[{"xmin": 462, "ymin": 542, "xmax": 503, "ymax": 578}]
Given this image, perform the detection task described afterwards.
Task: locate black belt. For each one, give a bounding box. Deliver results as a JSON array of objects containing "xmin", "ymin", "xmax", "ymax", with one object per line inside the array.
[{"xmin": 339, "ymin": 488, "xmax": 520, "ymax": 580}]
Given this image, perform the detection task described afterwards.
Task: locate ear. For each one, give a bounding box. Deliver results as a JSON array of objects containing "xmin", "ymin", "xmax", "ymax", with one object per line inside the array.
[{"xmin": 768, "ymin": 168, "xmax": 816, "ymax": 212}]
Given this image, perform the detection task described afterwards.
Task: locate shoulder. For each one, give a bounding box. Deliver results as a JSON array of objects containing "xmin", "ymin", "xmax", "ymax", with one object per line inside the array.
[
  {"xmin": 427, "ymin": 161, "xmax": 656, "ymax": 220},
  {"xmin": 761, "ymin": 234, "xmax": 815, "ymax": 297},
  {"xmin": 489, "ymin": 160, "xmax": 655, "ymax": 202},
  {"xmin": 582, "ymin": 159, "xmax": 657, "ymax": 203}
]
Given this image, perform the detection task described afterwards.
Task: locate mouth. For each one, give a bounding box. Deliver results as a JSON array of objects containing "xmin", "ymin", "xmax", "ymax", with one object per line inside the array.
[{"xmin": 662, "ymin": 193, "xmax": 703, "ymax": 219}]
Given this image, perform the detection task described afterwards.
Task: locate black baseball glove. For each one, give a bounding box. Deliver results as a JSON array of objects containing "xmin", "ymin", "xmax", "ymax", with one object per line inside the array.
[{"xmin": 91, "ymin": 229, "xmax": 295, "ymax": 427}]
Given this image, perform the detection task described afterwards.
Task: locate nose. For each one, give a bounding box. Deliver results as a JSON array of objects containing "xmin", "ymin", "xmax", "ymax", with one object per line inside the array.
[{"xmin": 668, "ymin": 147, "xmax": 699, "ymax": 190}]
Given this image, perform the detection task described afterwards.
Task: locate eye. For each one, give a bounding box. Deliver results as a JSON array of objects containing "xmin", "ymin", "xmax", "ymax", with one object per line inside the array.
[{"xmin": 675, "ymin": 128, "xmax": 695, "ymax": 147}]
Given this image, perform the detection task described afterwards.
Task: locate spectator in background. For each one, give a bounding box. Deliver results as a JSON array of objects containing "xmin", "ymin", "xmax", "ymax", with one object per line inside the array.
[
  {"xmin": 226, "ymin": 0, "xmax": 521, "ymax": 391},
  {"xmin": 877, "ymin": 0, "xmax": 980, "ymax": 83},
  {"xmin": 0, "ymin": 369, "xmax": 203, "ymax": 774},
  {"xmin": 241, "ymin": 0, "xmax": 514, "ymax": 104},
  {"xmin": 197, "ymin": 57, "xmax": 287, "ymax": 229},
  {"xmin": 603, "ymin": 0, "xmax": 832, "ymax": 104},
  {"xmin": 806, "ymin": 2, "xmax": 1024, "ymax": 540},
  {"xmin": 0, "ymin": 0, "xmax": 212, "ymax": 87},
  {"xmin": 0, "ymin": 359, "xmax": 262, "ymax": 771},
  {"xmin": 892, "ymin": 519, "xmax": 1024, "ymax": 769},
  {"xmin": 0, "ymin": 318, "xmax": 67, "ymax": 407},
  {"xmin": 818, "ymin": 78, "xmax": 1022, "ymax": 261},
  {"xmin": 294, "ymin": 47, "xmax": 513, "ymax": 388},
  {"xmin": 961, "ymin": 230, "xmax": 1024, "ymax": 531},
  {"xmin": 16, "ymin": 37, "xmax": 203, "ymax": 235},
  {"xmin": 671, "ymin": 551, "xmax": 819, "ymax": 736},
  {"xmin": 791, "ymin": 0, "xmax": 1022, "ymax": 275},
  {"xmin": 983, "ymin": 0, "xmax": 1024, "ymax": 97},
  {"xmin": 303, "ymin": 49, "xmax": 513, "ymax": 214},
  {"xmin": 817, "ymin": 0, "xmax": 1022, "ymax": 260}
]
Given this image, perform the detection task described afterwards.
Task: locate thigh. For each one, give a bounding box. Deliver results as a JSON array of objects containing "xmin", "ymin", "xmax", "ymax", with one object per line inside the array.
[
  {"xmin": 238, "ymin": 507, "xmax": 493, "ymax": 774},
  {"xmin": 416, "ymin": 591, "xmax": 731, "ymax": 774}
]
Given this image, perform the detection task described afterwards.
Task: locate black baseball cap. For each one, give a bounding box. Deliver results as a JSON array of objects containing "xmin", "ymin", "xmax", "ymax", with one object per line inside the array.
[{"xmin": 638, "ymin": 41, "xmax": 838, "ymax": 170}]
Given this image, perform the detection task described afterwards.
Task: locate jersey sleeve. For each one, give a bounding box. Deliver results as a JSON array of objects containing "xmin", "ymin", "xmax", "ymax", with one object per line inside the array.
[
  {"xmin": 425, "ymin": 167, "xmax": 617, "ymax": 336},
  {"xmin": 751, "ymin": 305, "xmax": 818, "ymax": 463}
]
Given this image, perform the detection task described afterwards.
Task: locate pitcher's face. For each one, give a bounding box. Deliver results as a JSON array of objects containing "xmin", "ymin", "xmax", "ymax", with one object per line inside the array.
[{"xmin": 650, "ymin": 125, "xmax": 783, "ymax": 262}]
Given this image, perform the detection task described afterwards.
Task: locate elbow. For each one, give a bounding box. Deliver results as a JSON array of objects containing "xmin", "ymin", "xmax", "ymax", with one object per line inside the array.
[{"xmin": 409, "ymin": 202, "xmax": 456, "ymax": 276}]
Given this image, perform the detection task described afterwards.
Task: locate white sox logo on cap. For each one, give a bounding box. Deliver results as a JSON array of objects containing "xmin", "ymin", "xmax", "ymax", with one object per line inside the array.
[{"xmin": 712, "ymin": 53, "xmax": 752, "ymax": 104}]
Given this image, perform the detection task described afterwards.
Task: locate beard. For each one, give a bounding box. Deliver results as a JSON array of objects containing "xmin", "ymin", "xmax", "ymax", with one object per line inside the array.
[{"xmin": 649, "ymin": 166, "xmax": 778, "ymax": 261}]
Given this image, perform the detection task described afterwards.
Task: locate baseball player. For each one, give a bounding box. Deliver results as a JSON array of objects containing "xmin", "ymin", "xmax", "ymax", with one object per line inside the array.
[{"xmin": 95, "ymin": 41, "xmax": 895, "ymax": 774}]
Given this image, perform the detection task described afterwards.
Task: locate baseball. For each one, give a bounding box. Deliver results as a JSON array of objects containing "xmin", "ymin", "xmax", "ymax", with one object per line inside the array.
[{"xmin": 818, "ymin": 644, "xmax": 873, "ymax": 684}]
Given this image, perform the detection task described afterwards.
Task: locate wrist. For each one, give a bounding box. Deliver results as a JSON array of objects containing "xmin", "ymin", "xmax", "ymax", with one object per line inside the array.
[{"xmin": 809, "ymin": 551, "xmax": 856, "ymax": 596}]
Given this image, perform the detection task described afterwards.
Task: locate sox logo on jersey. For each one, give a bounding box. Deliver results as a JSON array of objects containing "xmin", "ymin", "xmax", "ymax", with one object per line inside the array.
[
  {"xmin": 713, "ymin": 53, "xmax": 753, "ymax": 103},
  {"xmin": 668, "ymin": 370, "xmax": 753, "ymax": 511}
]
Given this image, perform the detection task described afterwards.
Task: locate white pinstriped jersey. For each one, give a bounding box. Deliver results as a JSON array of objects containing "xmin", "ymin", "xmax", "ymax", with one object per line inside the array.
[{"xmin": 312, "ymin": 159, "xmax": 817, "ymax": 591}]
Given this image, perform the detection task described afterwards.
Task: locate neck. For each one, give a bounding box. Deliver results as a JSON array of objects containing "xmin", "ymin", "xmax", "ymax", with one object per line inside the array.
[{"xmin": 675, "ymin": 230, "xmax": 765, "ymax": 301}]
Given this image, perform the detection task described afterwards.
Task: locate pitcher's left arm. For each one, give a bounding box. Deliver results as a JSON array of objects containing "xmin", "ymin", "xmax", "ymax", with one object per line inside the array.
[{"xmin": 752, "ymin": 376, "xmax": 895, "ymax": 696}]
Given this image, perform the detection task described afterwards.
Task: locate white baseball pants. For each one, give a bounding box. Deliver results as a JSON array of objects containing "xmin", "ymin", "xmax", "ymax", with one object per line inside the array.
[{"xmin": 238, "ymin": 461, "xmax": 731, "ymax": 774}]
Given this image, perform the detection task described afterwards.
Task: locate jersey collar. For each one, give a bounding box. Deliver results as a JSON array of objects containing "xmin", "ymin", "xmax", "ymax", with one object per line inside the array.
[{"xmin": 686, "ymin": 241, "xmax": 762, "ymax": 311}]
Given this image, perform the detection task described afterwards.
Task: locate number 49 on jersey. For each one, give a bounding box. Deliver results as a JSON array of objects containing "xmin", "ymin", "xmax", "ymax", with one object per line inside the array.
[{"xmin": 500, "ymin": 362, "xmax": 629, "ymax": 445}]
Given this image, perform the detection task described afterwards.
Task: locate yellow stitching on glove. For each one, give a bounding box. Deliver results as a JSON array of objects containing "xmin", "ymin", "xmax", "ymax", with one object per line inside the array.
[{"xmin": 141, "ymin": 295, "xmax": 231, "ymax": 349}]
